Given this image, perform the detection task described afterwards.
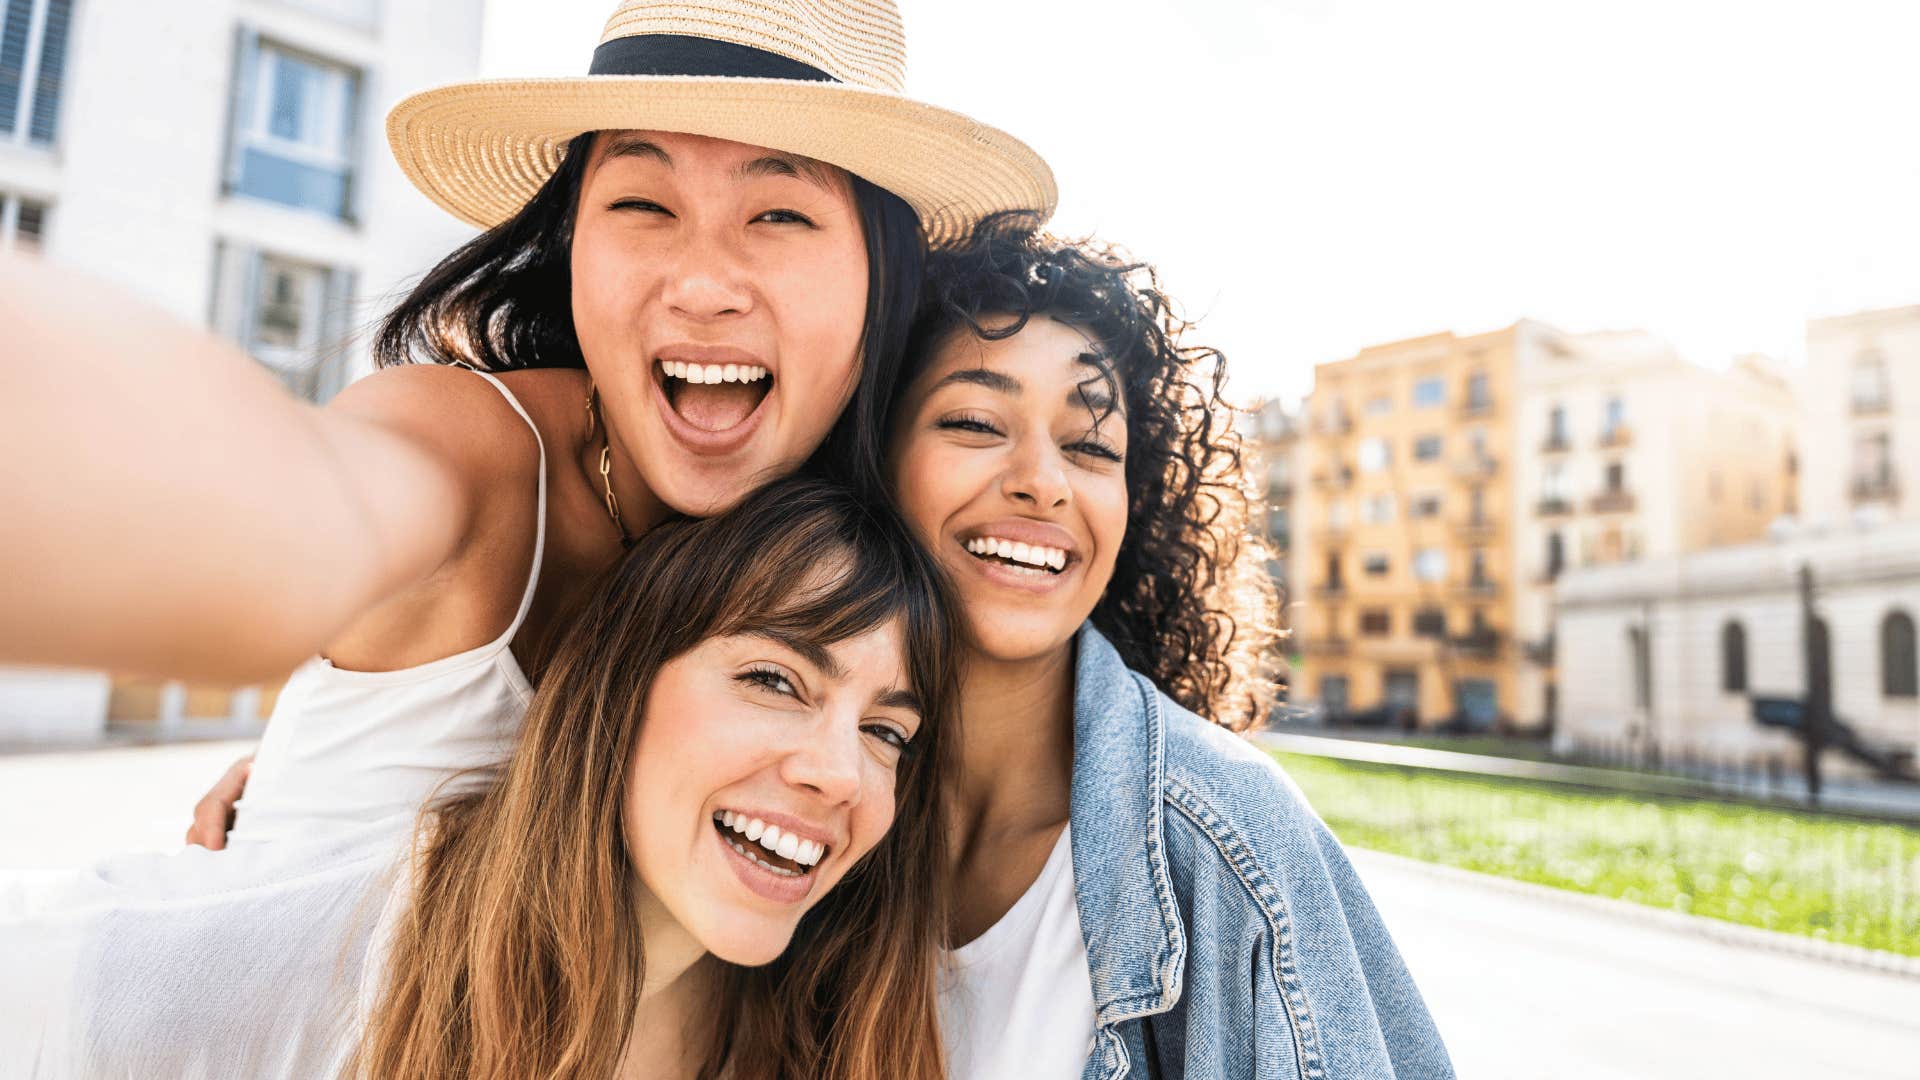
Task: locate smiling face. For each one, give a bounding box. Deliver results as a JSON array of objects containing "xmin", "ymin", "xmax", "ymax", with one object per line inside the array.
[
  {"xmin": 571, "ymin": 130, "xmax": 871, "ymax": 516},
  {"xmin": 889, "ymin": 316, "xmax": 1131, "ymax": 664},
  {"xmin": 621, "ymin": 621, "xmax": 921, "ymax": 966}
]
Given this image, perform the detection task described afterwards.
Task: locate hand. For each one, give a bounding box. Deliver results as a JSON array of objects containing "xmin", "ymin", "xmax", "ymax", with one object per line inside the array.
[{"xmin": 185, "ymin": 755, "xmax": 254, "ymax": 850}]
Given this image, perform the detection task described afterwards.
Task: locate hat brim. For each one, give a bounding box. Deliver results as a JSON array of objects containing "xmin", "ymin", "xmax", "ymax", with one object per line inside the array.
[{"xmin": 386, "ymin": 75, "xmax": 1056, "ymax": 247}]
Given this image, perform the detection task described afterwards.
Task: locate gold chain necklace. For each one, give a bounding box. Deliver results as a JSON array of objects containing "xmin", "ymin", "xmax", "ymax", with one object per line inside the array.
[{"xmin": 585, "ymin": 384, "xmax": 633, "ymax": 546}]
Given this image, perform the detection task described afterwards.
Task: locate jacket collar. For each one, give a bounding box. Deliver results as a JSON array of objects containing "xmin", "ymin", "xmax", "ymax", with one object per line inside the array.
[{"xmin": 1068, "ymin": 624, "xmax": 1187, "ymax": 1025}]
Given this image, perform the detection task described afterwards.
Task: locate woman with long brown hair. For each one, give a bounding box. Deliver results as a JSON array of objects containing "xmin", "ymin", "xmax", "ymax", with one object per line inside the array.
[{"xmin": 1, "ymin": 477, "xmax": 958, "ymax": 1080}]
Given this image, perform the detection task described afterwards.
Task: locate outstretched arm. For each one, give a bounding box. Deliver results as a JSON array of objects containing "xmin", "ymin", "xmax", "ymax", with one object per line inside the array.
[{"xmin": 0, "ymin": 255, "xmax": 469, "ymax": 684}]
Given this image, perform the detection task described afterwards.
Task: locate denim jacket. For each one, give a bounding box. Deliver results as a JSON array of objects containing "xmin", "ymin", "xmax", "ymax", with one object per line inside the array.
[{"xmin": 1068, "ymin": 627, "xmax": 1455, "ymax": 1079}]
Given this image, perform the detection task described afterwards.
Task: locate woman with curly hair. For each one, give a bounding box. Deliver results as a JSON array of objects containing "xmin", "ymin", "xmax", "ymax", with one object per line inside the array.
[{"xmin": 889, "ymin": 215, "xmax": 1454, "ymax": 1078}]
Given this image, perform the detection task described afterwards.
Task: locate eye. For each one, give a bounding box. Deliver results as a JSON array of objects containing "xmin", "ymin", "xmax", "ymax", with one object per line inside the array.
[
  {"xmin": 737, "ymin": 664, "xmax": 799, "ymax": 699},
  {"xmin": 935, "ymin": 412, "xmax": 1003, "ymax": 437},
  {"xmin": 753, "ymin": 208, "xmax": 815, "ymax": 226},
  {"xmin": 1066, "ymin": 436, "xmax": 1124, "ymax": 463},
  {"xmin": 862, "ymin": 721, "xmax": 914, "ymax": 756},
  {"xmin": 609, "ymin": 197, "xmax": 672, "ymax": 215}
]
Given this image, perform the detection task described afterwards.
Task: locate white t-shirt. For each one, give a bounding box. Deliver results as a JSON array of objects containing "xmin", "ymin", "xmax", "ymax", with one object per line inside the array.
[{"xmin": 939, "ymin": 825, "xmax": 1099, "ymax": 1080}]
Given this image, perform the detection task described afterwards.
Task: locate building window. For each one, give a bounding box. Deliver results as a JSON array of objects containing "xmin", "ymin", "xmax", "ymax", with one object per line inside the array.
[
  {"xmin": 1358, "ymin": 437, "xmax": 1391, "ymax": 473},
  {"xmin": 1413, "ymin": 608, "xmax": 1447, "ymax": 637},
  {"xmin": 1852, "ymin": 431, "xmax": 1896, "ymax": 500},
  {"xmin": 1464, "ymin": 372, "xmax": 1491, "ymax": 411},
  {"xmin": 1721, "ymin": 621, "xmax": 1747, "ymax": 693},
  {"xmin": 1853, "ymin": 352, "xmax": 1891, "ymax": 413},
  {"xmin": 1413, "ymin": 434, "xmax": 1443, "ymax": 461},
  {"xmin": 1327, "ymin": 500, "xmax": 1348, "ymax": 530},
  {"xmin": 1363, "ymin": 494, "xmax": 1395, "ymax": 524},
  {"xmin": 1266, "ymin": 507, "xmax": 1289, "ymax": 543},
  {"xmin": 1383, "ymin": 669, "xmax": 1419, "ymax": 718},
  {"xmin": 1412, "ymin": 377, "xmax": 1445, "ymax": 408},
  {"xmin": 1362, "ymin": 551, "xmax": 1390, "ymax": 577},
  {"xmin": 1884, "ymin": 611, "xmax": 1918, "ymax": 698},
  {"xmin": 1319, "ymin": 675, "xmax": 1350, "ymax": 718},
  {"xmin": 227, "ymin": 33, "xmax": 361, "ymax": 219},
  {"xmin": 1324, "ymin": 552, "xmax": 1342, "ymax": 589},
  {"xmin": 1363, "ymin": 394, "xmax": 1393, "ymax": 416},
  {"xmin": 1359, "ymin": 609, "xmax": 1391, "ymax": 637},
  {"xmin": 0, "ymin": 190, "xmax": 47, "ymax": 250},
  {"xmin": 1409, "ymin": 492, "xmax": 1443, "ymax": 519},
  {"xmin": 1547, "ymin": 404, "xmax": 1568, "ymax": 446},
  {"xmin": 1629, "ymin": 625, "xmax": 1653, "ymax": 710},
  {"xmin": 1602, "ymin": 396, "xmax": 1626, "ymax": 438},
  {"xmin": 1412, "ymin": 547, "xmax": 1446, "ymax": 582},
  {"xmin": 0, "ymin": 0, "xmax": 72, "ymax": 146},
  {"xmin": 1605, "ymin": 461, "xmax": 1626, "ymax": 492},
  {"xmin": 1545, "ymin": 532, "xmax": 1564, "ymax": 580},
  {"xmin": 212, "ymin": 243, "xmax": 356, "ymax": 402}
]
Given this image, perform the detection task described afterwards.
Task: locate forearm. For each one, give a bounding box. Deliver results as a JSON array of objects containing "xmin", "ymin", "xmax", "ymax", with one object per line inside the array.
[{"xmin": 0, "ymin": 255, "xmax": 464, "ymax": 683}]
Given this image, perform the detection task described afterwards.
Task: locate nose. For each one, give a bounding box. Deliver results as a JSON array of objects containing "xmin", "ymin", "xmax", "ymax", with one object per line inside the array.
[
  {"xmin": 659, "ymin": 230, "xmax": 754, "ymax": 322},
  {"xmin": 778, "ymin": 720, "xmax": 864, "ymax": 808},
  {"xmin": 1000, "ymin": 435, "xmax": 1071, "ymax": 509}
]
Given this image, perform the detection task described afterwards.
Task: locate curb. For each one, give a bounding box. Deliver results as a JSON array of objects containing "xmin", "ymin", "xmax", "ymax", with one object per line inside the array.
[{"xmin": 1346, "ymin": 846, "xmax": 1920, "ymax": 981}]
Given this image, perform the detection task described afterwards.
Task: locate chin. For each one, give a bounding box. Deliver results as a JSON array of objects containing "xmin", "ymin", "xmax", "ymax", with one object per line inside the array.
[
  {"xmin": 699, "ymin": 922, "xmax": 796, "ymax": 968},
  {"xmin": 964, "ymin": 609, "xmax": 1082, "ymax": 665}
]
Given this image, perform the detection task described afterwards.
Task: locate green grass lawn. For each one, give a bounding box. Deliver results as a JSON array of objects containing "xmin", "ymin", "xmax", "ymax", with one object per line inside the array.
[{"xmin": 1272, "ymin": 751, "xmax": 1920, "ymax": 957}]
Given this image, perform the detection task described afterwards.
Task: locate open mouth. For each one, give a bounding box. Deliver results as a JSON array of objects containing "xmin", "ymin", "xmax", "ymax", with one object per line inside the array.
[
  {"xmin": 659, "ymin": 359, "xmax": 773, "ymax": 434},
  {"xmin": 713, "ymin": 811, "xmax": 826, "ymax": 878},
  {"xmin": 962, "ymin": 536, "xmax": 1071, "ymax": 577}
]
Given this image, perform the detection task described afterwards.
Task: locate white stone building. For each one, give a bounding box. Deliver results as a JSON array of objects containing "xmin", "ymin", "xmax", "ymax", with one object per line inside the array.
[
  {"xmin": 1554, "ymin": 520, "xmax": 1920, "ymax": 773},
  {"xmin": 1513, "ymin": 330, "xmax": 1798, "ymax": 732},
  {"xmin": 0, "ymin": 0, "xmax": 484, "ymax": 743},
  {"xmin": 1801, "ymin": 304, "xmax": 1920, "ymax": 528}
]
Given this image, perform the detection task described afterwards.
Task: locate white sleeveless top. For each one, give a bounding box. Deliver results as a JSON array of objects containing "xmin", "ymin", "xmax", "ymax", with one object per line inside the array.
[
  {"xmin": 0, "ymin": 371, "xmax": 551, "ymax": 1078},
  {"xmin": 231, "ymin": 369, "xmax": 547, "ymax": 844}
]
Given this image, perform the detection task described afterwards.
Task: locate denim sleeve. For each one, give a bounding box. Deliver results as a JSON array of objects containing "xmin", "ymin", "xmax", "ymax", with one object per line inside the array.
[{"xmin": 1303, "ymin": 814, "xmax": 1456, "ymax": 1080}]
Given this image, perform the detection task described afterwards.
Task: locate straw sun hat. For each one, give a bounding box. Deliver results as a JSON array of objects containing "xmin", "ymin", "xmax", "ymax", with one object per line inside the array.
[{"xmin": 387, "ymin": 0, "xmax": 1057, "ymax": 246}]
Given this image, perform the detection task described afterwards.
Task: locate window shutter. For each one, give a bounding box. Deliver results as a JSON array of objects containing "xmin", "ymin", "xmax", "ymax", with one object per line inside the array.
[
  {"xmin": 0, "ymin": 0, "xmax": 33, "ymax": 136},
  {"xmin": 207, "ymin": 239, "xmax": 259, "ymax": 345},
  {"xmin": 25, "ymin": 0, "xmax": 67, "ymax": 142}
]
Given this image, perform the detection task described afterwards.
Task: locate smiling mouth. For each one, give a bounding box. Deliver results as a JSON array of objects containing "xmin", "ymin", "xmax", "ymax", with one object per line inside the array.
[
  {"xmin": 713, "ymin": 811, "xmax": 825, "ymax": 878},
  {"xmin": 962, "ymin": 536, "xmax": 1071, "ymax": 576},
  {"xmin": 659, "ymin": 360, "xmax": 773, "ymax": 433}
]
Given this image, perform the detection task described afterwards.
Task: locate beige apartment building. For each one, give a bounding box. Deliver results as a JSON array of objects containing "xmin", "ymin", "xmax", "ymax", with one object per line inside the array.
[
  {"xmin": 1514, "ymin": 334, "xmax": 1800, "ymax": 730},
  {"xmin": 1293, "ymin": 320, "xmax": 1800, "ymax": 733},
  {"xmin": 1291, "ymin": 325, "xmax": 1523, "ymax": 729},
  {"xmin": 1801, "ymin": 303, "xmax": 1920, "ymax": 526}
]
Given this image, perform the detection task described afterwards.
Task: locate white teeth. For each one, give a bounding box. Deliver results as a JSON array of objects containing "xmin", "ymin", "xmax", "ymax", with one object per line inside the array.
[
  {"xmin": 716, "ymin": 811, "xmax": 826, "ymax": 867},
  {"xmin": 760, "ymin": 825, "xmax": 782, "ymax": 852},
  {"xmin": 963, "ymin": 536, "xmax": 1069, "ymax": 572},
  {"xmin": 745, "ymin": 818, "xmax": 766, "ymax": 841},
  {"xmin": 661, "ymin": 360, "xmax": 771, "ymax": 384},
  {"xmin": 775, "ymin": 833, "xmax": 800, "ymax": 860}
]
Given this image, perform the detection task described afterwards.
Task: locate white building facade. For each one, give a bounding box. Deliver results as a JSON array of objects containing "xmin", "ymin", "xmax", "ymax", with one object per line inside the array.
[
  {"xmin": 0, "ymin": 0, "xmax": 484, "ymax": 742},
  {"xmin": 1555, "ymin": 522, "xmax": 1920, "ymax": 774}
]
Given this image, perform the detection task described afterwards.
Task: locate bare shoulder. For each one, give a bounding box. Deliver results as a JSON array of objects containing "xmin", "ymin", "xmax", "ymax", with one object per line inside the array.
[{"xmin": 324, "ymin": 364, "xmax": 583, "ymax": 496}]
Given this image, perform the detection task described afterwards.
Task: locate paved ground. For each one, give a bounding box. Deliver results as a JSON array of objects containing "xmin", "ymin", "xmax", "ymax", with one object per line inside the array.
[{"xmin": 4, "ymin": 742, "xmax": 1918, "ymax": 1076}]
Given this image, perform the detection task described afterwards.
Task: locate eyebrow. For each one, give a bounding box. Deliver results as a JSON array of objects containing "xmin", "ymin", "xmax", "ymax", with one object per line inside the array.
[
  {"xmin": 599, "ymin": 135, "xmax": 672, "ymax": 166},
  {"xmin": 733, "ymin": 153, "xmax": 838, "ymax": 190},
  {"xmin": 749, "ymin": 631, "xmax": 924, "ymax": 718},
  {"xmin": 930, "ymin": 359, "xmax": 1119, "ymax": 414}
]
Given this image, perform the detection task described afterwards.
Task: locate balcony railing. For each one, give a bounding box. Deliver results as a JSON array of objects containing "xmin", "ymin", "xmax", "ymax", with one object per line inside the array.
[
  {"xmin": 1311, "ymin": 466, "xmax": 1354, "ymax": 491},
  {"xmin": 1852, "ymin": 472, "xmax": 1900, "ymax": 502},
  {"xmin": 1453, "ymin": 455, "xmax": 1499, "ymax": 480},
  {"xmin": 1524, "ymin": 633, "xmax": 1556, "ymax": 666},
  {"xmin": 1453, "ymin": 516, "xmax": 1500, "ymax": 540},
  {"xmin": 1589, "ymin": 489, "xmax": 1637, "ymax": 514},
  {"xmin": 1455, "ymin": 579, "xmax": 1501, "ymax": 599},
  {"xmin": 1318, "ymin": 412, "xmax": 1353, "ymax": 435},
  {"xmin": 1852, "ymin": 393, "xmax": 1891, "ymax": 416},
  {"xmin": 1535, "ymin": 496, "xmax": 1573, "ymax": 517},
  {"xmin": 1599, "ymin": 425, "xmax": 1633, "ymax": 448},
  {"xmin": 1300, "ymin": 636, "xmax": 1350, "ymax": 657},
  {"xmin": 1310, "ymin": 582, "xmax": 1348, "ymax": 600},
  {"xmin": 1541, "ymin": 433, "xmax": 1570, "ymax": 454},
  {"xmin": 1459, "ymin": 397, "xmax": 1495, "ymax": 417},
  {"xmin": 1448, "ymin": 627, "xmax": 1503, "ymax": 658}
]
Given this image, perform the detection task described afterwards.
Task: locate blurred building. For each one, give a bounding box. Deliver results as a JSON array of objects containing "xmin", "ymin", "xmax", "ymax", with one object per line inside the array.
[
  {"xmin": 1554, "ymin": 521, "xmax": 1920, "ymax": 775},
  {"xmin": 1800, "ymin": 304, "xmax": 1920, "ymax": 526},
  {"xmin": 1291, "ymin": 325, "xmax": 1522, "ymax": 730},
  {"xmin": 1551, "ymin": 302, "xmax": 1920, "ymax": 770},
  {"xmin": 1514, "ymin": 333, "xmax": 1799, "ymax": 732},
  {"xmin": 1246, "ymin": 399, "xmax": 1299, "ymax": 600},
  {"xmin": 0, "ymin": 0, "xmax": 484, "ymax": 743}
]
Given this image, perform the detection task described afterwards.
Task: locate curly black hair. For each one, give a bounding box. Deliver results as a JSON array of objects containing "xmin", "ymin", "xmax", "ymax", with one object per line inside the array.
[{"xmin": 899, "ymin": 213, "xmax": 1280, "ymax": 728}]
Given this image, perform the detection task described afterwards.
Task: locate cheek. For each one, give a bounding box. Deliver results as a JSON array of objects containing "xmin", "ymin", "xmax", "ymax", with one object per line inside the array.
[
  {"xmin": 845, "ymin": 768, "xmax": 900, "ymax": 860},
  {"xmin": 767, "ymin": 245, "xmax": 868, "ymax": 392},
  {"xmin": 570, "ymin": 229, "xmax": 649, "ymax": 351}
]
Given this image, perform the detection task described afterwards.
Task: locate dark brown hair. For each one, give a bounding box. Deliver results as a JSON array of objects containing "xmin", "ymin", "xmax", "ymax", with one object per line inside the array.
[
  {"xmin": 359, "ymin": 477, "xmax": 957, "ymax": 1079},
  {"xmin": 371, "ymin": 132, "xmax": 926, "ymax": 502},
  {"xmin": 901, "ymin": 212, "xmax": 1280, "ymax": 727}
]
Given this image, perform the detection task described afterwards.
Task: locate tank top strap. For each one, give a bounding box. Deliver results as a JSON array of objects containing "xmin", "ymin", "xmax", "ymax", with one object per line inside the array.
[{"xmin": 462, "ymin": 368, "xmax": 549, "ymax": 648}]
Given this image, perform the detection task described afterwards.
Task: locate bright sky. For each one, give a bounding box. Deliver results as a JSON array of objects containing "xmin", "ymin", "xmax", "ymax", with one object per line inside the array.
[{"xmin": 480, "ymin": 0, "xmax": 1920, "ymax": 404}]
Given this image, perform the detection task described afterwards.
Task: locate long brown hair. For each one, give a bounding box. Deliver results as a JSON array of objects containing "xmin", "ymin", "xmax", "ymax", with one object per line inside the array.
[{"xmin": 357, "ymin": 477, "xmax": 958, "ymax": 1079}]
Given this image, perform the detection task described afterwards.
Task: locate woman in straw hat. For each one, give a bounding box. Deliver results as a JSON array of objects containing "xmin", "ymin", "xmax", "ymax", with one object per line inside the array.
[
  {"xmin": 4, "ymin": 478, "xmax": 965, "ymax": 1080},
  {"xmin": 0, "ymin": 0, "xmax": 1050, "ymax": 848}
]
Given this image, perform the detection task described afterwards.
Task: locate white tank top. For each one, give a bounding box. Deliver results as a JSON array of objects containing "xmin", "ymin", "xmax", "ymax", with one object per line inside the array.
[{"xmin": 230, "ymin": 370, "xmax": 547, "ymax": 844}]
